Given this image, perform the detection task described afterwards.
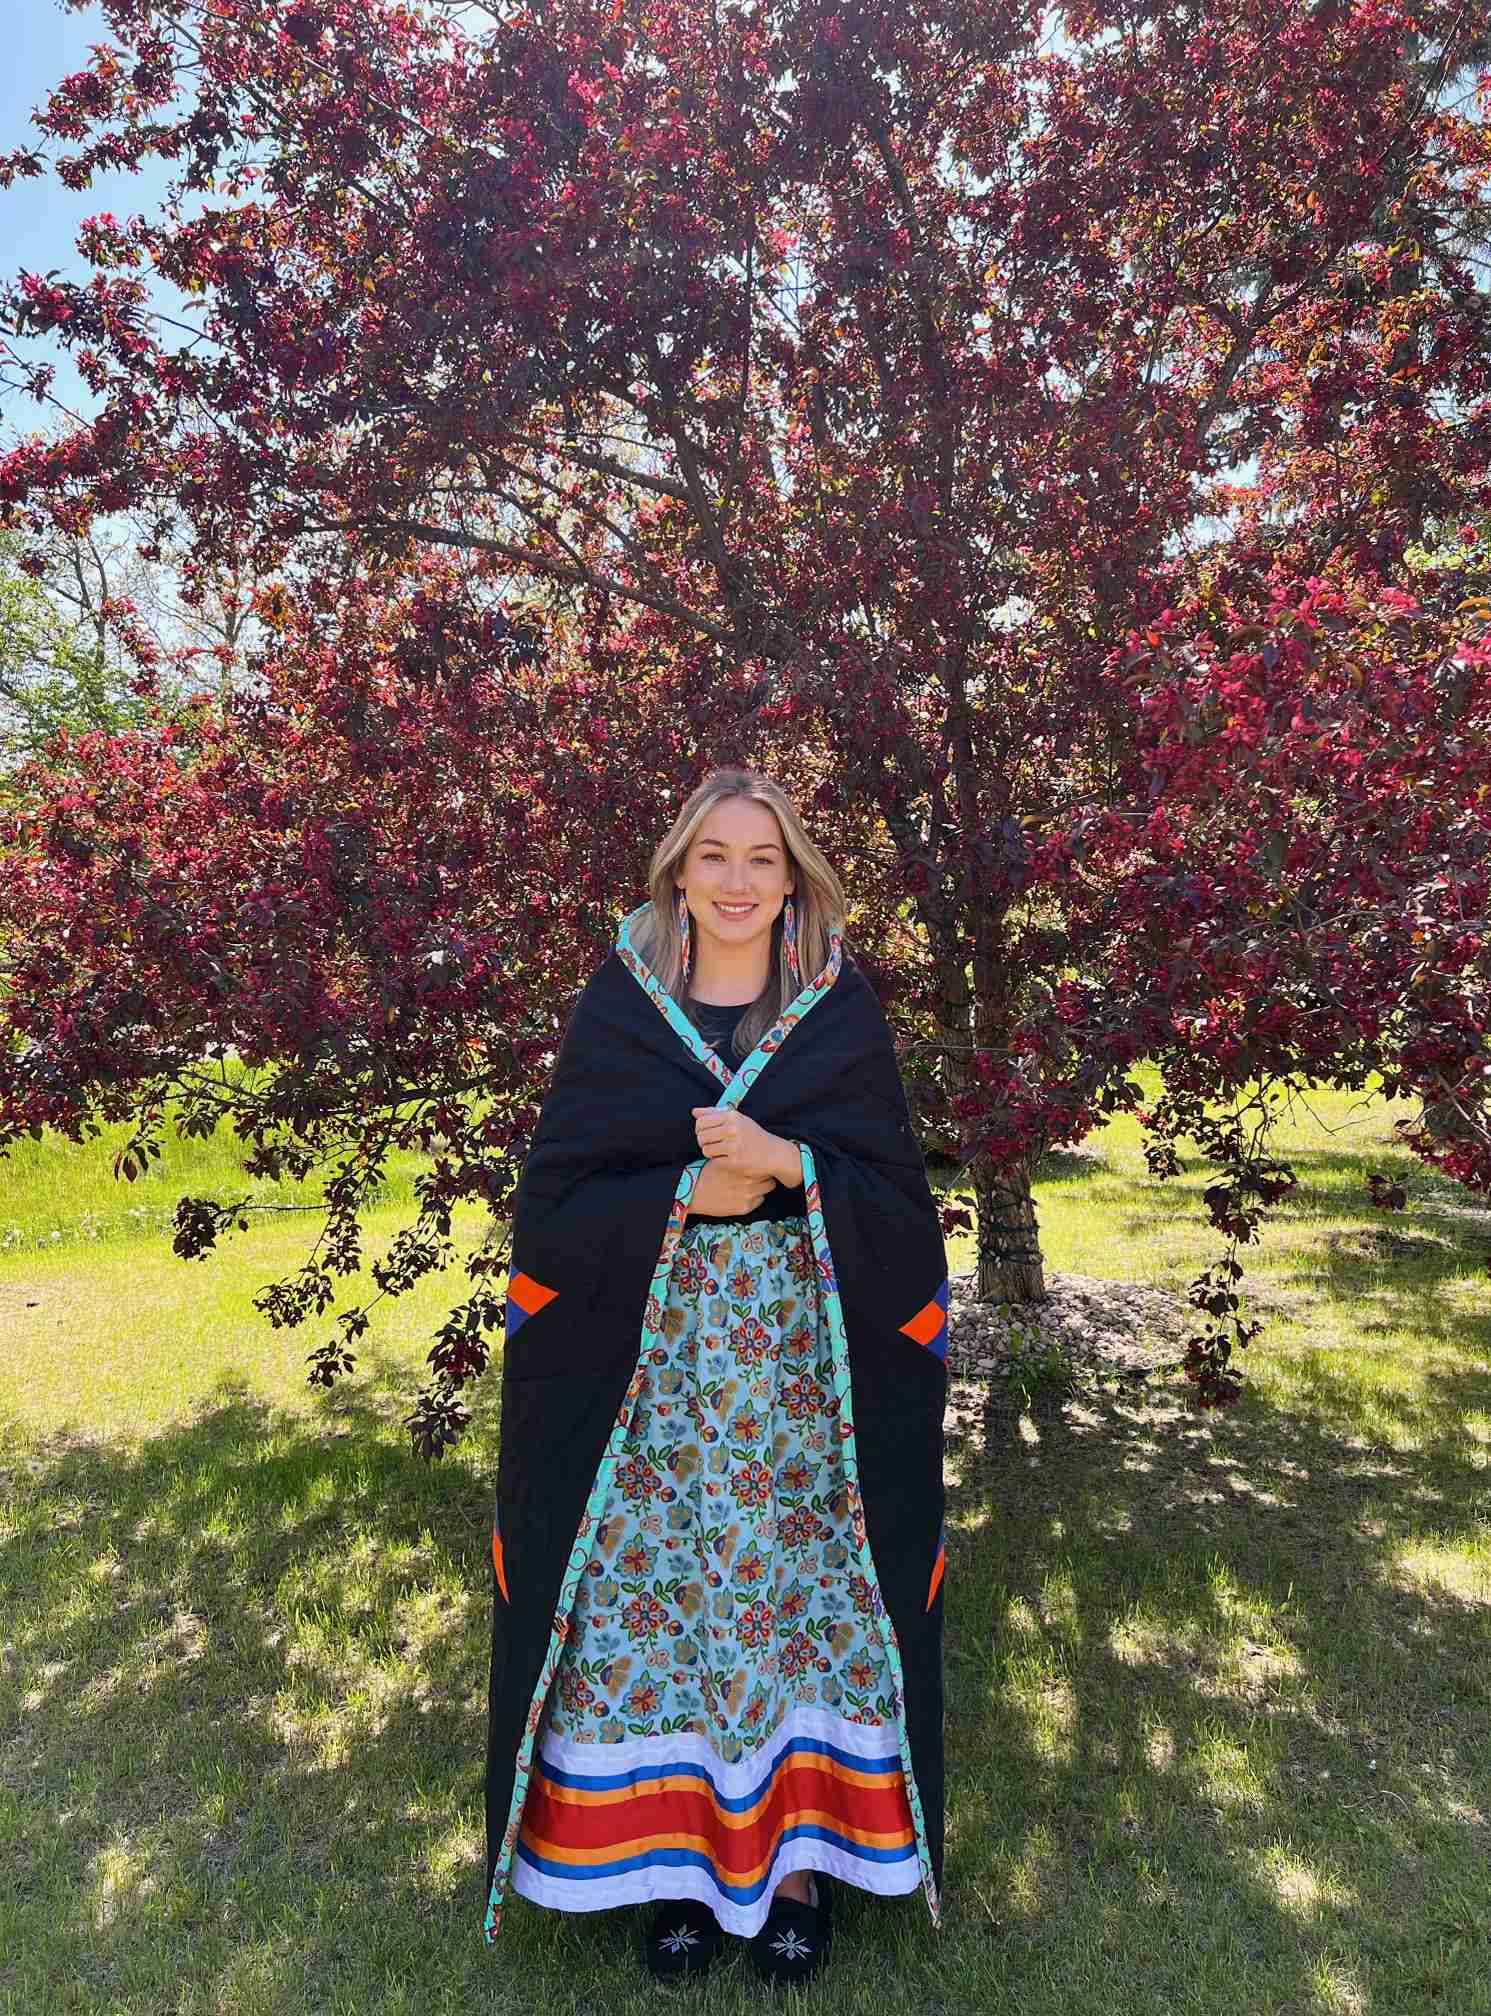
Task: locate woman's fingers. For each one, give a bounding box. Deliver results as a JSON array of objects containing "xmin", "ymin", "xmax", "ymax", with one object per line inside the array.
[
  {"xmin": 691, "ymin": 1111, "xmax": 779, "ymax": 1190},
  {"xmin": 694, "ymin": 1115, "xmax": 760, "ymax": 1155}
]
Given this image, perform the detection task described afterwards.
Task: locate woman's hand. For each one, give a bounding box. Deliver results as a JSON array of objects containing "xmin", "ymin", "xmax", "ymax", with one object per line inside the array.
[
  {"xmin": 686, "ymin": 1160, "xmax": 778, "ymax": 1218},
  {"xmin": 690, "ymin": 1108, "xmax": 803, "ymax": 1188}
]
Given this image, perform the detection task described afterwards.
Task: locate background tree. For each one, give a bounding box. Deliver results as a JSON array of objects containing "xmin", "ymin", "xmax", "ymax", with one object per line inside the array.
[
  {"xmin": 2, "ymin": 0, "xmax": 1489, "ymax": 1444},
  {"xmin": 38, "ymin": 518, "xmax": 267, "ymax": 713},
  {"xmin": 0, "ymin": 528, "xmax": 155, "ymax": 776},
  {"xmin": 0, "ymin": 511, "xmax": 227, "ymax": 781}
]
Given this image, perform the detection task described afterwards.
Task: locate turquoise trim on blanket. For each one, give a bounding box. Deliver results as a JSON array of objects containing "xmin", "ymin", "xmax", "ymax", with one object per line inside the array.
[
  {"xmin": 614, "ymin": 900, "xmax": 843, "ymax": 1092},
  {"xmin": 797, "ymin": 1141, "xmax": 941, "ymax": 1927},
  {"xmin": 483, "ymin": 1154, "xmax": 706, "ymax": 1942},
  {"xmin": 483, "ymin": 899, "xmax": 938, "ymax": 1937}
]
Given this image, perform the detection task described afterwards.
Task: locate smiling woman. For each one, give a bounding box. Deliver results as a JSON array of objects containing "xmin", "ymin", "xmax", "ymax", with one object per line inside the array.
[{"xmin": 483, "ymin": 767, "xmax": 950, "ymax": 1991}]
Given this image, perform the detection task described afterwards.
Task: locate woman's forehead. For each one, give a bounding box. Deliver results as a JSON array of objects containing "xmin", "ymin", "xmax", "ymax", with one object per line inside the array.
[{"xmin": 692, "ymin": 802, "xmax": 786, "ymax": 848}]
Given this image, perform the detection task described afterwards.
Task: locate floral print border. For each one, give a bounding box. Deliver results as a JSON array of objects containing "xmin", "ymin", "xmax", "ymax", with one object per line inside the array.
[{"xmin": 797, "ymin": 1142, "xmax": 940, "ymax": 1926}]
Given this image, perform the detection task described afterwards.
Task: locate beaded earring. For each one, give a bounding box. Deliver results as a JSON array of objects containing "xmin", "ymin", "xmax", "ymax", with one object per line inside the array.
[
  {"xmin": 676, "ymin": 888, "xmax": 692, "ymax": 984},
  {"xmin": 782, "ymin": 893, "xmax": 801, "ymax": 988}
]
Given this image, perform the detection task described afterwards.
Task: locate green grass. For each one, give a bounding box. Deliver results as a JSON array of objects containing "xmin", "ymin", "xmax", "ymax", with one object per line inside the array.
[
  {"xmin": 0, "ymin": 1068, "xmax": 438, "ymax": 1258},
  {"xmin": 1, "ymin": 1079, "xmax": 1488, "ymax": 2014}
]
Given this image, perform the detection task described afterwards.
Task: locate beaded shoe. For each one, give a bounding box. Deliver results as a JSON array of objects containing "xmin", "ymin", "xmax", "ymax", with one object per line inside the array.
[
  {"xmin": 748, "ymin": 1873, "xmax": 834, "ymax": 1989},
  {"xmin": 641, "ymin": 1897, "xmax": 725, "ymax": 1981}
]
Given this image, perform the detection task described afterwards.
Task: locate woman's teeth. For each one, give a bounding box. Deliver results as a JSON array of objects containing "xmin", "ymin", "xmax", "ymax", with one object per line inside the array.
[{"xmin": 714, "ymin": 902, "xmax": 757, "ymax": 916}]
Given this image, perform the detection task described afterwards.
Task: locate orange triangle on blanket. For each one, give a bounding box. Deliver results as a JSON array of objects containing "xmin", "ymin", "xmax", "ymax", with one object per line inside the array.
[{"xmin": 507, "ymin": 1271, "xmax": 559, "ymax": 1317}]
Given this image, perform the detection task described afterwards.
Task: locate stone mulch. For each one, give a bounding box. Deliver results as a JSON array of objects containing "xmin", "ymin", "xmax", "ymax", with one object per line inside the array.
[
  {"xmin": 939, "ymin": 1268, "xmax": 1201, "ymax": 1488},
  {"xmin": 944, "ymin": 1268, "xmax": 1190, "ymax": 1389}
]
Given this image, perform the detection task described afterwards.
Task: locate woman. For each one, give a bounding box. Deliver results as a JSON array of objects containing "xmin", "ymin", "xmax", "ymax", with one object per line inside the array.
[{"xmin": 483, "ymin": 767, "xmax": 949, "ymax": 1988}]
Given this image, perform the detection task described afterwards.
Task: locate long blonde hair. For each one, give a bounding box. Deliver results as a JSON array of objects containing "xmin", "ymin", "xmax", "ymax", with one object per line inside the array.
[{"xmin": 631, "ymin": 767, "xmax": 847, "ymax": 1058}]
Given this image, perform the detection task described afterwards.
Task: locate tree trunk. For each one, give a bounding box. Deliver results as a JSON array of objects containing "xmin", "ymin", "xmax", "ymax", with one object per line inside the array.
[
  {"xmin": 973, "ymin": 1150, "xmax": 1045, "ymax": 1302},
  {"xmin": 928, "ymin": 934, "xmax": 1047, "ymax": 1304}
]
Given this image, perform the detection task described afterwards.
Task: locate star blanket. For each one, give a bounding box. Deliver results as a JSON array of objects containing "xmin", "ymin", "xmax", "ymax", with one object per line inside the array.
[{"xmin": 483, "ymin": 902, "xmax": 949, "ymax": 1939}]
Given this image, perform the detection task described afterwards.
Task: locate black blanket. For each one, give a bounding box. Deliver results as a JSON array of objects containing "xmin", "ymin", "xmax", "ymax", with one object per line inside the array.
[{"xmin": 482, "ymin": 905, "xmax": 949, "ymax": 1938}]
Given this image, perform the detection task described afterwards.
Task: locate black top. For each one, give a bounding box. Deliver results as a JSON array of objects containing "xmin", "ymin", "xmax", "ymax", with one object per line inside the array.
[
  {"xmin": 684, "ymin": 993, "xmax": 806, "ymax": 1223},
  {"xmin": 686, "ymin": 994, "xmax": 748, "ymax": 1059}
]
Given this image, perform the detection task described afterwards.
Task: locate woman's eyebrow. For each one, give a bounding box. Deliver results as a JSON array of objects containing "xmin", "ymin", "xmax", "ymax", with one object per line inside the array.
[{"xmin": 697, "ymin": 836, "xmax": 781, "ymax": 851}]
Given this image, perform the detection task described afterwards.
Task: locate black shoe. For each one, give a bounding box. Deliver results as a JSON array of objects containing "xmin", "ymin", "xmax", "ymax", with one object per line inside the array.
[
  {"xmin": 749, "ymin": 1873, "xmax": 833, "ymax": 1989},
  {"xmin": 641, "ymin": 1897, "xmax": 725, "ymax": 1981}
]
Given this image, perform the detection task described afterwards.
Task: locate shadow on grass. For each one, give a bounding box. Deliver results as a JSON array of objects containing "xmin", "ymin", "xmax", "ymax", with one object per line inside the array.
[
  {"xmin": 3, "ymin": 1337, "xmax": 1489, "ymax": 2014},
  {"xmin": 2, "ymin": 1367, "xmax": 523, "ymax": 2015},
  {"xmin": 941, "ymin": 1350, "xmax": 1491, "ymax": 2012}
]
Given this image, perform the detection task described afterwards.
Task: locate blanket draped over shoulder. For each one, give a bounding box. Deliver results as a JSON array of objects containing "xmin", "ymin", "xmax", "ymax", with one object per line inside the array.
[{"xmin": 483, "ymin": 904, "xmax": 949, "ymax": 1938}]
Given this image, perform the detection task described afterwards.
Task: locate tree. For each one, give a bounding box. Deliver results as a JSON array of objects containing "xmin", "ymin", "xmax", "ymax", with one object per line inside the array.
[
  {"xmin": 0, "ymin": 519, "xmax": 224, "ymax": 780},
  {"xmin": 1059, "ymin": 548, "xmax": 1491, "ymax": 1399},
  {"xmin": 0, "ymin": 530, "xmax": 142, "ymax": 774},
  {"xmin": 0, "ymin": 551, "xmax": 744, "ymax": 1452},
  {"xmin": 2, "ymin": 0, "xmax": 1489, "ymax": 1443},
  {"xmin": 35, "ymin": 518, "xmax": 269, "ymax": 714}
]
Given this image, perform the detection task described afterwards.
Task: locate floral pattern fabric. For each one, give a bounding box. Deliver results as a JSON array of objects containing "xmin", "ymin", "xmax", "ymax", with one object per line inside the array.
[
  {"xmin": 509, "ymin": 1211, "xmax": 920, "ymax": 1931},
  {"xmin": 545, "ymin": 1214, "xmax": 900, "ymax": 1755}
]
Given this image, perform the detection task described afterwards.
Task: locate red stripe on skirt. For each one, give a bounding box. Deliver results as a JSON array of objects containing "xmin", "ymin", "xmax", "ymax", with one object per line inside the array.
[{"xmin": 520, "ymin": 1751, "xmax": 915, "ymax": 1874}]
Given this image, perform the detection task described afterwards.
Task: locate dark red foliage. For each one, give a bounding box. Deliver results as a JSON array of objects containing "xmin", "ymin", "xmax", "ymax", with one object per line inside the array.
[{"xmin": 3, "ymin": 0, "xmax": 1489, "ymax": 1438}]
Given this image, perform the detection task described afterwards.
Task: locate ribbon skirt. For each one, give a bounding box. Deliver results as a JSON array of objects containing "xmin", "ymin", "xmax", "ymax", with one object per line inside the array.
[{"xmin": 510, "ymin": 1212, "xmax": 920, "ymax": 1935}]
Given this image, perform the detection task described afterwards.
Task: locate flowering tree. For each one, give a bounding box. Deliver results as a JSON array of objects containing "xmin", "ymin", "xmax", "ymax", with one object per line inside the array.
[
  {"xmin": 1055, "ymin": 554, "xmax": 1491, "ymax": 1399},
  {"xmin": 2, "ymin": 0, "xmax": 1489, "ymax": 1440}
]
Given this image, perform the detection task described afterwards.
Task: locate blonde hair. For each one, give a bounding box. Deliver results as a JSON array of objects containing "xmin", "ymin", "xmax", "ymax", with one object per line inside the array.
[{"xmin": 631, "ymin": 767, "xmax": 847, "ymax": 1058}]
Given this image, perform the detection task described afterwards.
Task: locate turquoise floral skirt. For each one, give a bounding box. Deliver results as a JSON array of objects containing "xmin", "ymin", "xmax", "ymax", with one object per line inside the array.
[{"xmin": 510, "ymin": 1213, "xmax": 920, "ymax": 1936}]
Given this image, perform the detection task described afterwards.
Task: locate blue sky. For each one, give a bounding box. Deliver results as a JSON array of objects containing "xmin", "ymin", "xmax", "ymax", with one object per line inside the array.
[{"xmin": 3, "ymin": 1, "xmax": 177, "ymax": 433}]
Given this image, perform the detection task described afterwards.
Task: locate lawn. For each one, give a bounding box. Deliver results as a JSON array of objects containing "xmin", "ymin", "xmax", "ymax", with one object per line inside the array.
[{"xmin": 1, "ymin": 1079, "xmax": 1487, "ymax": 2015}]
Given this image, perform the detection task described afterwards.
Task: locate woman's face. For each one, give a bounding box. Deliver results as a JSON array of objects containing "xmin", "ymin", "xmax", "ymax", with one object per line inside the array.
[{"xmin": 676, "ymin": 797, "xmax": 795, "ymax": 961}]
